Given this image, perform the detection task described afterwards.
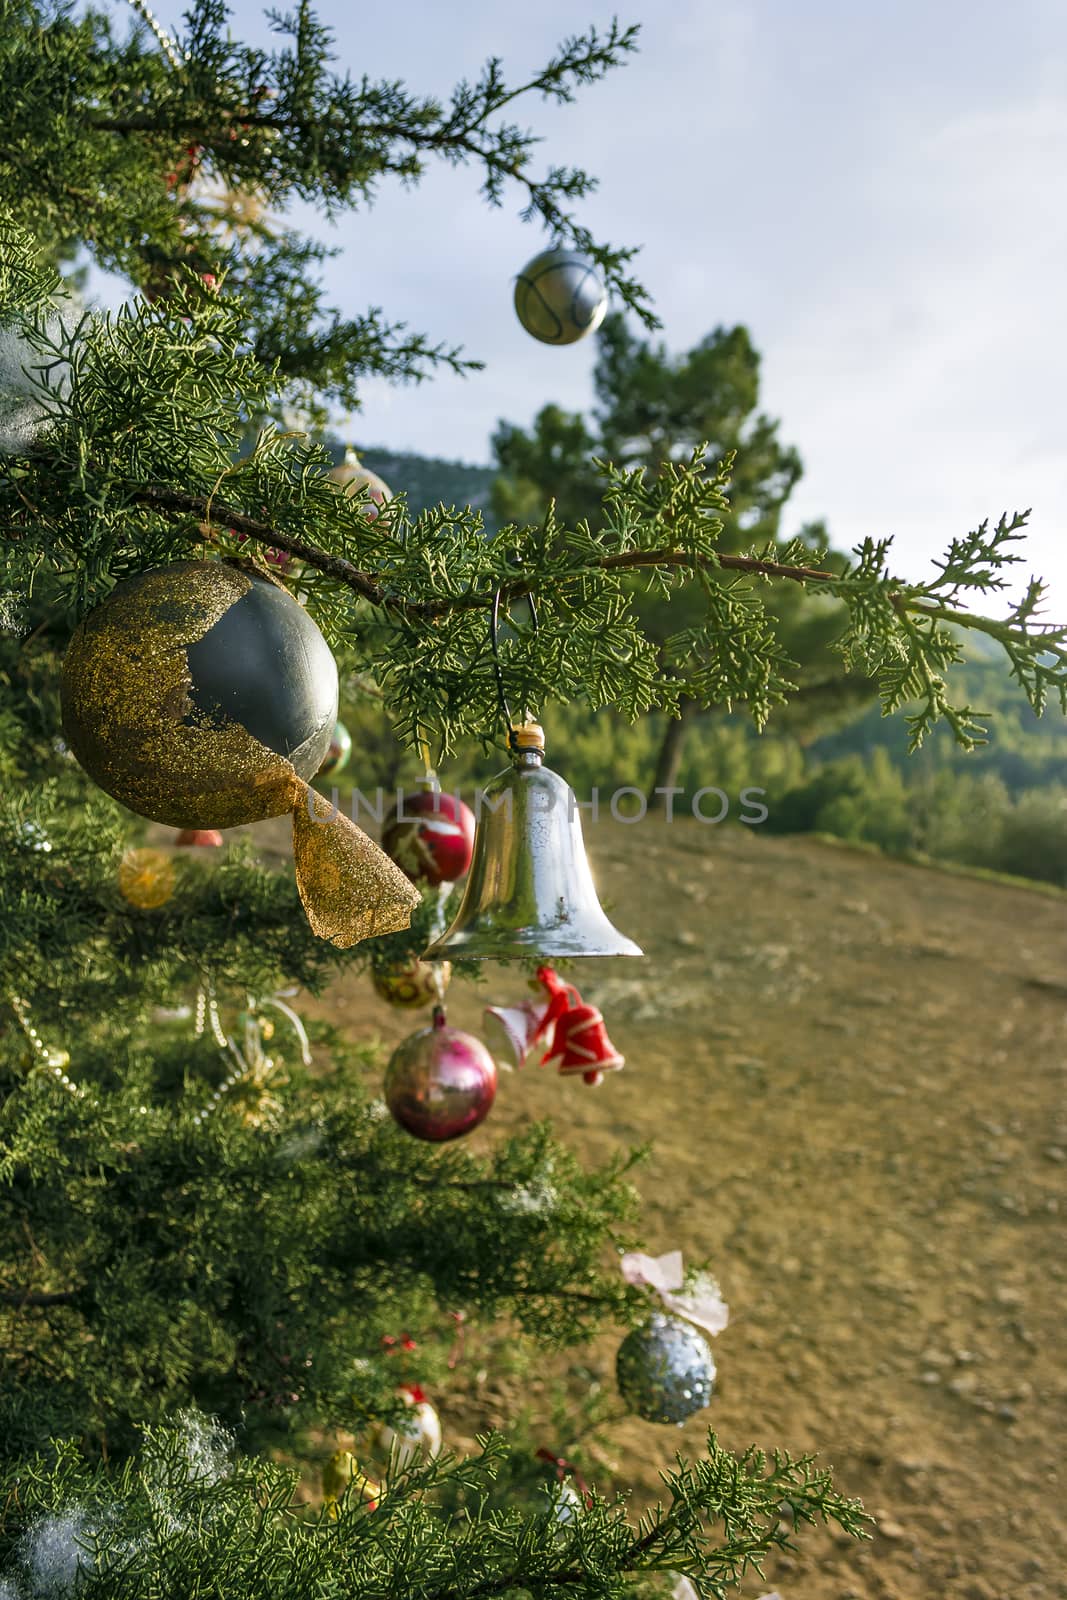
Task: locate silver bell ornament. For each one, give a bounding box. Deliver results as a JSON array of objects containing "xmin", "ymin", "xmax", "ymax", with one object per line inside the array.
[
  {"xmin": 616, "ymin": 1312, "xmax": 716, "ymax": 1425},
  {"xmin": 424, "ymin": 723, "xmax": 641, "ymax": 961},
  {"xmin": 513, "ymin": 246, "xmax": 608, "ymax": 345}
]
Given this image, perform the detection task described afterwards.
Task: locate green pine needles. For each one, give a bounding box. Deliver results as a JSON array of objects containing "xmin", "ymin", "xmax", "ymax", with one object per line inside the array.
[
  {"xmin": 0, "ymin": 1420, "xmax": 868, "ymax": 1599},
  {"xmin": 0, "ymin": 1010, "xmax": 643, "ymax": 1455},
  {"xmin": 0, "ymin": 229, "xmax": 1063, "ymax": 755}
]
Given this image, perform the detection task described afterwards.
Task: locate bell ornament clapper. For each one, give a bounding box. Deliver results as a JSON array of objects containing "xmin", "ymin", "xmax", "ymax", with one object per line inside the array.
[{"xmin": 423, "ymin": 723, "xmax": 641, "ymax": 962}]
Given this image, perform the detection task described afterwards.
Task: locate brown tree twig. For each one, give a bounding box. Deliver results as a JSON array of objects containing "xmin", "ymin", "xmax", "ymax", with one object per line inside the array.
[
  {"xmin": 130, "ymin": 485, "xmax": 845, "ymax": 621},
  {"xmin": 0, "ymin": 1287, "xmax": 81, "ymax": 1306}
]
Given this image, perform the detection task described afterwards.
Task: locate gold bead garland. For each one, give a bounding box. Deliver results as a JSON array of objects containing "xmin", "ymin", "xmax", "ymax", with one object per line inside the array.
[
  {"xmin": 7, "ymin": 986, "xmax": 310, "ymax": 1128},
  {"xmin": 192, "ymin": 990, "xmax": 309, "ymax": 1128},
  {"xmin": 9, "ymin": 996, "xmax": 80, "ymax": 1094}
]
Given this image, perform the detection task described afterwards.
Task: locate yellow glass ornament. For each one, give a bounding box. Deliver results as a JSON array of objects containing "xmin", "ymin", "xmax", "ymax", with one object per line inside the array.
[
  {"xmin": 322, "ymin": 1450, "xmax": 383, "ymax": 1517},
  {"xmin": 118, "ymin": 847, "xmax": 176, "ymax": 909}
]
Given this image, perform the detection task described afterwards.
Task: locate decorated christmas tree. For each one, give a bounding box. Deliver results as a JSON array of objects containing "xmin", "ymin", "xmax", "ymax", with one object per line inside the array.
[{"xmin": 1, "ymin": 1, "xmax": 1065, "ymax": 1594}]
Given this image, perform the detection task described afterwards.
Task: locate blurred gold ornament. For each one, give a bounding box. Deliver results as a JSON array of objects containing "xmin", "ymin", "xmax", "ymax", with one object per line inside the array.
[
  {"xmin": 372, "ymin": 958, "xmax": 451, "ymax": 1009},
  {"xmin": 230, "ymin": 1054, "xmax": 288, "ymax": 1131},
  {"xmin": 184, "ymin": 167, "xmax": 279, "ymax": 241},
  {"xmin": 118, "ymin": 847, "xmax": 176, "ymax": 910},
  {"xmin": 322, "ymin": 1450, "xmax": 383, "ymax": 1517}
]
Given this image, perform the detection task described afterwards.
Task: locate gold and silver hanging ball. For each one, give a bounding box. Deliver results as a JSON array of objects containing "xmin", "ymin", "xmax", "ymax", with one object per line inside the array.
[{"xmin": 513, "ymin": 247, "xmax": 608, "ymax": 346}]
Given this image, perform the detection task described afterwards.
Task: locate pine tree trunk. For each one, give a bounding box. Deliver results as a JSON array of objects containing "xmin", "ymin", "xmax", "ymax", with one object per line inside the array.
[{"xmin": 647, "ymin": 698, "xmax": 694, "ymax": 807}]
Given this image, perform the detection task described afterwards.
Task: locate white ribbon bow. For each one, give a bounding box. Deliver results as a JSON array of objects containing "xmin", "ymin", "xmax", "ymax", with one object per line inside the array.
[{"xmin": 620, "ymin": 1250, "xmax": 729, "ymax": 1337}]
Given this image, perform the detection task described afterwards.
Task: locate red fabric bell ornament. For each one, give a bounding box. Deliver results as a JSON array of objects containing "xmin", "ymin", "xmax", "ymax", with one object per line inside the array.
[
  {"xmin": 540, "ymin": 1002, "xmax": 624, "ymax": 1082},
  {"xmin": 531, "ymin": 966, "xmax": 576, "ymax": 1036},
  {"xmin": 532, "ymin": 967, "xmax": 624, "ymax": 1085},
  {"xmin": 480, "ymin": 967, "xmax": 623, "ymax": 1086}
]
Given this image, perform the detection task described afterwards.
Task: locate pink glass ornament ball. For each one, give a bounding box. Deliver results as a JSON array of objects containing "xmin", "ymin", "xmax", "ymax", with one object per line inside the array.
[{"xmin": 385, "ymin": 1012, "xmax": 497, "ymax": 1141}]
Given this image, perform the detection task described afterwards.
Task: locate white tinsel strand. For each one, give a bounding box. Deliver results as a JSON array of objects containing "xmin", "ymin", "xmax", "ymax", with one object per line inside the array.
[
  {"xmin": 19, "ymin": 1509, "xmax": 91, "ymax": 1595},
  {"xmin": 496, "ymin": 1179, "xmax": 558, "ymax": 1216},
  {"xmin": 192, "ymin": 993, "xmax": 308, "ymax": 1122},
  {"xmin": 259, "ymin": 996, "xmax": 312, "ymax": 1066},
  {"xmin": 0, "ymin": 319, "xmax": 73, "ymax": 456},
  {"xmin": 169, "ymin": 1409, "xmax": 234, "ymax": 1485},
  {"xmin": 124, "ymin": 0, "xmax": 187, "ymax": 68}
]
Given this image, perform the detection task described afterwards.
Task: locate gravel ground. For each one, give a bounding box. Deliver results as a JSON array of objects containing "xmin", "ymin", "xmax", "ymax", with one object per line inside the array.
[{"xmin": 306, "ymin": 812, "xmax": 1067, "ymax": 1600}]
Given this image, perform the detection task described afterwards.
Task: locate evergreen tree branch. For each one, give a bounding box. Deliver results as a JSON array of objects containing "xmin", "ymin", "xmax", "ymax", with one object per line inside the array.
[
  {"xmin": 125, "ymin": 483, "xmax": 840, "ymax": 615},
  {"xmin": 121, "ymin": 485, "xmax": 1067, "ymax": 741},
  {"xmin": 119, "ymin": 481, "xmax": 1061, "ymax": 655},
  {"xmin": 2, "ymin": 0, "xmax": 658, "ymax": 393},
  {"xmin": 0, "ymin": 1423, "xmax": 869, "ymax": 1599}
]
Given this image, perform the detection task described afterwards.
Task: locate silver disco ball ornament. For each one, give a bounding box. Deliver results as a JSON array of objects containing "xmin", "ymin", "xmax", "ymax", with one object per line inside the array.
[
  {"xmin": 513, "ymin": 247, "xmax": 608, "ymax": 346},
  {"xmin": 615, "ymin": 1313, "xmax": 715, "ymax": 1425}
]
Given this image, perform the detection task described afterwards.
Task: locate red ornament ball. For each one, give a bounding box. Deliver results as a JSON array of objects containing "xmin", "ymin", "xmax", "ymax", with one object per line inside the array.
[
  {"xmin": 385, "ymin": 1011, "xmax": 497, "ymax": 1141},
  {"xmin": 381, "ymin": 788, "xmax": 475, "ymax": 886}
]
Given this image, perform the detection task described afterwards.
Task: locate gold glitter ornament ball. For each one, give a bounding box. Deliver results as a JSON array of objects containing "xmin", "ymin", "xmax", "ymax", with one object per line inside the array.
[
  {"xmin": 60, "ymin": 560, "xmax": 339, "ymax": 830},
  {"xmin": 373, "ymin": 958, "xmax": 451, "ymax": 1009}
]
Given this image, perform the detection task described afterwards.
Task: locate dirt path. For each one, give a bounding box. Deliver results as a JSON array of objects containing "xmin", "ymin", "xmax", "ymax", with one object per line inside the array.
[{"xmin": 310, "ymin": 814, "xmax": 1067, "ymax": 1600}]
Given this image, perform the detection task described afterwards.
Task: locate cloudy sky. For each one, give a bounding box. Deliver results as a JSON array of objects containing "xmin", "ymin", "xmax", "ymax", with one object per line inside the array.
[{"xmin": 107, "ymin": 0, "xmax": 1066, "ymax": 611}]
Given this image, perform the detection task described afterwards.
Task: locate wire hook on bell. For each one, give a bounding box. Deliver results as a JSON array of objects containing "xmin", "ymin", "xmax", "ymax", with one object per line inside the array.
[{"xmin": 489, "ymin": 575, "xmax": 539, "ymax": 752}]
